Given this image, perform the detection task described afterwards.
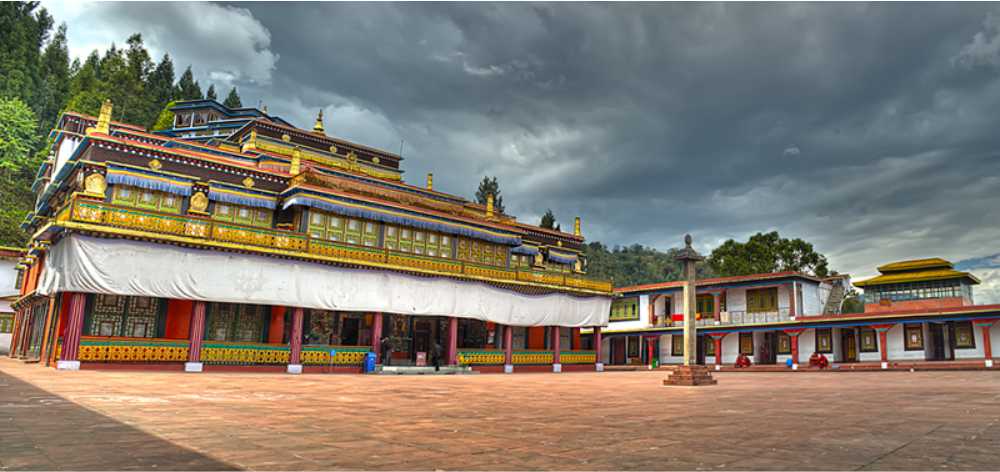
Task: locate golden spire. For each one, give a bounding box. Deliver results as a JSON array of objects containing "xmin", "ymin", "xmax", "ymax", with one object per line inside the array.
[
  {"xmin": 312, "ymin": 109, "xmax": 325, "ymax": 135},
  {"xmin": 426, "ymin": 173, "xmax": 434, "ymax": 190},
  {"xmin": 290, "ymin": 147, "xmax": 302, "ymax": 175},
  {"xmin": 261, "ymin": 104, "xmax": 268, "ymax": 114},
  {"xmin": 574, "ymin": 216, "xmax": 581, "ymax": 237},
  {"xmin": 486, "ymin": 193, "xmax": 495, "ymax": 218},
  {"xmin": 87, "ymin": 99, "xmax": 113, "ymax": 136}
]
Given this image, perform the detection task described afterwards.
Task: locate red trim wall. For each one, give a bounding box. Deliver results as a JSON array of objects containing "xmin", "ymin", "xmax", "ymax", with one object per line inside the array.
[
  {"xmin": 268, "ymin": 306, "xmax": 286, "ymax": 343},
  {"xmin": 528, "ymin": 326, "xmax": 546, "ymax": 349}
]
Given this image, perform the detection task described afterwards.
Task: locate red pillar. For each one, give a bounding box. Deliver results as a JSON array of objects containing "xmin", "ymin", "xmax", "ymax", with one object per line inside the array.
[
  {"xmin": 552, "ymin": 327, "xmax": 561, "ymax": 372},
  {"xmin": 713, "ymin": 335, "xmax": 723, "ymax": 368},
  {"xmin": 57, "ymin": 293, "xmax": 86, "ymax": 370},
  {"xmin": 8, "ymin": 309, "xmax": 22, "ymax": 358},
  {"xmin": 713, "ymin": 293, "xmax": 721, "ymax": 321},
  {"xmin": 447, "ymin": 316, "xmax": 458, "ymax": 365},
  {"xmin": 371, "ymin": 312, "xmax": 383, "ymax": 363},
  {"xmin": 983, "ymin": 325, "xmax": 993, "ymax": 360},
  {"xmin": 185, "ymin": 301, "xmax": 206, "ymax": 371},
  {"xmin": 594, "ymin": 326, "xmax": 604, "ymax": 371},
  {"xmin": 790, "ymin": 334, "xmax": 799, "ymax": 368},
  {"xmin": 503, "ymin": 325, "xmax": 513, "ymax": 373},
  {"xmin": 288, "ymin": 308, "xmax": 304, "ymax": 373},
  {"xmin": 878, "ymin": 328, "xmax": 889, "ymax": 366}
]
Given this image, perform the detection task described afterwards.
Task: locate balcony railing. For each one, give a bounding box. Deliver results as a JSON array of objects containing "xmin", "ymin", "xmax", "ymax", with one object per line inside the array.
[
  {"xmin": 54, "ymin": 196, "xmax": 612, "ymax": 294},
  {"xmin": 456, "ymin": 349, "xmax": 597, "ymax": 365},
  {"xmin": 655, "ymin": 307, "xmax": 794, "ymax": 328}
]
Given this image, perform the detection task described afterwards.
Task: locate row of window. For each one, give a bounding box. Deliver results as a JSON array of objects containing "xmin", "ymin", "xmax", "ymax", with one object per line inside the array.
[
  {"xmin": 864, "ymin": 280, "xmax": 972, "ymax": 304},
  {"xmin": 108, "ymin": 185, "xmax": 566, "ymax": 269}
]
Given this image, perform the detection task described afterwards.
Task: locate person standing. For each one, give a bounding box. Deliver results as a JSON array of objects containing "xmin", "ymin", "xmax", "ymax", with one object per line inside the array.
[
  {"xmin": 380, "ymin": 336, "xmax": 393, "ymax": 367},
  {"xmin": 431, "ymin": 341, "xmax": 442, "ymax": 371}
]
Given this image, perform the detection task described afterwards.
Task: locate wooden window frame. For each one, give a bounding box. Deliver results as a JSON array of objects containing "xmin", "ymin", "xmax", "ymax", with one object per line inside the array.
[
  {"xmin": 904, "ymin": 324, "xmax": 924, "ymax": 351},
  {"xmin": 746, "ymin": 287, "xmax": 779, "ymax": 313},
  {"xmin": 739, "ymin": 332, "xmax": 754, "ymax": 355},
  {"xmin": 815, "ymin": 328, "xmax": 833, "ymax": 354},
  {"xmin": 860, "ymin": 328, "xmax": 878, "ymax": 352},
  {"xmin": 954, "ymin": 321, "xmax": 976, "ymax": 349},
  {"xmin": 704, "ymin": 336, "xmax": 715, "ymax": 356},
  {"xmin": 671, "ymin": 334, "xmax": 684, "ymax": 356},
  {"xmin": 776, "ymin": 332, "xmax": 791, "ymax": 354}
]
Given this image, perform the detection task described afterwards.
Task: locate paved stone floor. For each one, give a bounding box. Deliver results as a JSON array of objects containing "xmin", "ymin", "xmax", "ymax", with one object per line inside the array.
[{"xmin": 3, "ymin": 359, "xmax": 1000, "ymax": 470}]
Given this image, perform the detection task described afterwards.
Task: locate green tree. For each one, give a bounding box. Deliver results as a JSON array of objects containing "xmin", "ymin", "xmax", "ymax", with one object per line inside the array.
[
  {"xmin": 474, "ymin": 176, "xmax": 505, "ymax": 213},
  {"xmin": 145, "ymin": 54, "xmax": 176, "ymax": 127},
  {"xmin": 205, "ymin": 84, "xmax": 217, "ymax": 101},
  {"xmin": 152, "ymin": 100, "xmax": 177, "ymax": 131},
  {"xmin": 0, "ymin": 2, "xmax": 53, "ymax": 111},
  {"xmin": 0, "ymin": 97, "xmax": 42, "ymax": 245},
  {"xmin": 223, "ymin": 87, "xmax": 242, "ymax": 108},
  {"xmin": 540, "ymin": 209, "xmax": 556, "ymax": 229},
  {"xmin": 34, "ymin": 23, "xmax": 70, "ymax": 133},
  {"xmin": 583, "ymin": 241, "xmax": 713, "ymax": 287},
  {"xmin": 841, "ymin": 288, "xmax": 864, "ymax": 314},
  {"xmin": 176, "ymin": 66, "xmax": 202, "ymax": 100},
  {"xmin": 707, "ymin": 231, "xmax": 830, "ymax": 277}
]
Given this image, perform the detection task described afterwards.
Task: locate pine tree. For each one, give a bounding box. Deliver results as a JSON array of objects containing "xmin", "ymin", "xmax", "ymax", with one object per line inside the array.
[
  {"xmin": 540, "ymin": 209, "xmax": 556, "ymax": 229},
  {"xmin": 176, "ymin": 66, "xmax": 202, "ymax": 100},
  {"xmin": 474, "ymin": 176, "xmax": 505, "ymax": 213},
  {"xmin": 145, "ymin": 54, "xmax": 176, "ymax": 128},
  {"xmin": 36, "ymin": 23, "xmax": 70, "ymax": 133},
  {"xmin": 206, "ymin": 84, "xmax": 217, "ymax": 101},
  {"xmin": 223, "ymin": 87, "xmax": 242, "ymax": 108}
]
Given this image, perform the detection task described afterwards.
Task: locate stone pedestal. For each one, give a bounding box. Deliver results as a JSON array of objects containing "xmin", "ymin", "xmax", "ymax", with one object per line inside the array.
[{"xmin": 663, "ymin": 365, "xmax": 717, "ymax": 386}]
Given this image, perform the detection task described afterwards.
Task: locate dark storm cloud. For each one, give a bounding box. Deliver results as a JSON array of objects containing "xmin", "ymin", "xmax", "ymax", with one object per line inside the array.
[{"xmin": 51, "ymin": 2, "xmax": 1000, "ymax": 292}]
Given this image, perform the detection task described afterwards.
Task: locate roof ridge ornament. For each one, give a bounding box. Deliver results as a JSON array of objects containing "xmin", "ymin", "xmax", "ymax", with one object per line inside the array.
[{"xmin": 313, "ymin": 109, "xmax": 325, "ymax": 135}]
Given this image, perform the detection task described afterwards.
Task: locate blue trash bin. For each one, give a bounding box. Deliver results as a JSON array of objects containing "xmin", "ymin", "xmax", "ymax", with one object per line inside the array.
[{"xmin": 364, "ymin": 352, "xmax": 376, "ymax": 373}]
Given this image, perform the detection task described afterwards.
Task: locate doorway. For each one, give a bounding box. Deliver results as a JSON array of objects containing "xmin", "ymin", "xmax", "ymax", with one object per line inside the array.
[
  {"xmin": 342, "ymin": 317, "xmax": 360, "ymax": 346},
  {"xmin": 927, "ymin": 323, "xmax": 953, "ymax": 361},
  {"xmin": 758, "ymin": 332, "xmax": 778, "ymax": 364},
  {"xmin": 842, "ymin": 329, "xmax": 858, "ymax": 362}
]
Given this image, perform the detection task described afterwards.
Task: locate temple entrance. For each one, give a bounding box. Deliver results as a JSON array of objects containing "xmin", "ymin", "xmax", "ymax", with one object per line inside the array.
[
  {"xmin": 412, "ymin": 319, "xmax": 433, "ymax": 364},
  {"xmin": 927, "ymin": 323, "xmax": 954, "ymax": 361},
  {"xmin": 341, "ymin": 318, "xmax": 360, "ymax": 345},
  {"xmin": 758, "ymin": 332, "xmax": 778, "ymax": 364},
  {"xmin": 696, "ymin": 335, "xmax": 706, "ymax": 365},
  {"xmin": 842, "ymin": 329, "xmax": 858, "ymax": 362}
]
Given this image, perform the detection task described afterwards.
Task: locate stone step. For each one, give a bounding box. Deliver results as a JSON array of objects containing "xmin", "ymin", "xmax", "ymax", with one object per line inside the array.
[{"xmin": 377, "ymin": 365, "xmax": 475, "ymax": 375}]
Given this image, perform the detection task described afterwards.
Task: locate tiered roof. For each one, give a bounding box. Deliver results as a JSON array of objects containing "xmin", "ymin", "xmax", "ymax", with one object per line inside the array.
[{"xmin": 854, "ymin": 258, "xmax": 980, "ymax": 287}]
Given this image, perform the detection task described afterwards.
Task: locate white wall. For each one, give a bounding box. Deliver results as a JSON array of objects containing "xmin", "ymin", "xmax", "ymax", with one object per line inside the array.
[
  {"xmin": 955, "ymin": 323, "xmax": 986, "ymax": 360},
  {"xmin": 608, "ymin": 294, "xmax": 651, "ymax": 331},
  {"xmin": 800, "ymin": 282, "xmax": 827, "ymax": 316}
]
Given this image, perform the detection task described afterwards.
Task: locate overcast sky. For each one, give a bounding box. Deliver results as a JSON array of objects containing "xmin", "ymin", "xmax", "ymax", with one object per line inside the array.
[{"xmin": 43, "ymin": 2, "xmax": 1000, "ymax": 294}]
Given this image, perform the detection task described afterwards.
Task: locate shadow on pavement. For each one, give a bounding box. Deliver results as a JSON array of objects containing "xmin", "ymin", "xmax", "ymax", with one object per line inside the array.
[{"xmin": 0, "ymin": 370, "xmax": 238, "ymax": 471}]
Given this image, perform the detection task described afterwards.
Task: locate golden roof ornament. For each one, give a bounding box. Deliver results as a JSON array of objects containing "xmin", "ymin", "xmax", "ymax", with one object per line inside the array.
[
  {"xmin": 312, "ymin": 109, "xmax": 325, "ymax": 135},
  {"xmin": 486, "ymin": 193, "xmax": 495, "ymax": 218},
  {"xmin": 86, "ymin": 99, "xmax": 113, "ymax": 136},
  {"xmin": 427, "ymin": 173, "xmax": 434, "ymax": 191},
  {"xmin": 574, "ymin": 216, "xmax": 582, "ymax": 237},
  {"xmin": 290, "ymin": 147, "xmax": 302, "ymax": 175}
]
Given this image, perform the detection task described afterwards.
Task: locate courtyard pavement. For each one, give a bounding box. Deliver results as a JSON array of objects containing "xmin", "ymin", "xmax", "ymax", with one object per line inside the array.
[{"xmin": 2, "ymin": 359, "xmax": 1000, "ymax": 470}]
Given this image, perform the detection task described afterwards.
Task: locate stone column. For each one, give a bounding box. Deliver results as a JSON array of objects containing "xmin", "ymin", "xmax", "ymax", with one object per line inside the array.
[
  {"xmin": 371, "ymin": 312, "xmax": 383, "ymax": 364},
  {"xmin": 56, "ymin": 293, "xmax": 87, "ymax": 370},
  {"xmin": 664, "ymin": 235, "xmax": 716, "ymax": 386},
  {"xmin": 185, "ymin": 301, "xmax": 206, "ymax": 372},
  {"xmin": 594, "ymin": 326, "xmax": 604, "ymax": 372},
  {"xmin": 503, "ymin": 325, "xmax": 514, "ymax": 373},
  {"xmin": 287, "ymin": 308, "xmax": 304, "ymax": 374},
  {"xmin": 551, "ymin": 327, "xmax": 562, "ymax": 372},
  {"xmin": 713, "ymin": 293, "xmax": 721, "ymax": 322},
  {"xmin": 447, "ymin": 316, "xmax": 458, "ymax": 366}
]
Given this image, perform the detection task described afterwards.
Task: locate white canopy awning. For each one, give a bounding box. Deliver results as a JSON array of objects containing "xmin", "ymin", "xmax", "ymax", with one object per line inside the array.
[{"xmin": 38, "ymin": 234, "xmax": 611, "ymax": 328}]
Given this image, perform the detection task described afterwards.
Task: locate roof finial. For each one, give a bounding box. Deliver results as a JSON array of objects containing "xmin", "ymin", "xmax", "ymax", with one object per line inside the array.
[
  {"xmin": 574, "ymin": 216, "xmax": 581, "ymax": 237},
  {"xmin": 312, "ymin": 109, "xmax": 325, "ymax": 135},
  {"xmin": 87, "ymin": 99, "xmax": 113, "ymax": 136},
  {"xmin": 426, "ymin": 172, "xmax": 434, "ymax": 191},
  {"xmin": 486, "ymin": 193, "xmax": 495, "ymax": 218}
]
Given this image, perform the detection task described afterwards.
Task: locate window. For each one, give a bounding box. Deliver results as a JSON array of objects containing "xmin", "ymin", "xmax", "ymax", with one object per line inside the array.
[
  {"xmin": 777, "ymin": 332, "xmax": 791, "ymax": 354},
  {"xmin": 954, "ymin": 321, "xmax": 976, "ymax": 349},
  {"xmin": 696, "ymin": 295, "xmax": 715, "ymax": 318},
  {"xmin": 904, "ymin": 324, "xmax": 924, "ymax": 351},
  {"xmin": 610, "ymin": 298, "xmax": 639, "ymax": 321},
  {"xmin": 816, "ymin": 328, "xmax": 833, "ymax": 353},
  {"xmin": 863, "ymin": 280, "xmax": 966, "ymax": 304},
  {"xmin": 206, "ymin": 303, "xmax": 266, "ymax": 342},
  {"xmin": 746, "ymin": 288, "xmax": 778, "ymax": 313},
  {"xmin": 739, "ymin": 332, "xmax": 754, "ymax": 355},
  {"xmin": 512, "ymin": 254, "xmax": 532, "ymax": 269},
  {"xmin": 860, "ymin": 328, "xmax": 878, "ymax": 352},
  {"xmin": 671, "ymin": 335, "xmax": 684, "ymax": 356},
  {"xmin": 0, "ymin": 313, "xmax": 13, "ymax": 333},
  {"xmin": 456, "ymin": 237, "xmax": 507, "ymax": 267},
  {"xmin": 704, "ymin": 336, "xmax": 715, "ymax": 356},
  {"xmin": 307, "ymin": 210, "xmax": 379, "ymax": 245},
  {"xmin": 385, "ymin": 225, "xmax": 452, "ymax": 257},
  {"xmin": 84, "ymin": 295, "xmax": 162, "ymax": 338},
  {"xmin": 112, "ymin": 185, "xmax": 181, "ymax": 214},
  {"xmin": 213, "ymin": 202, "xmax": 272, "ymax": 228}
]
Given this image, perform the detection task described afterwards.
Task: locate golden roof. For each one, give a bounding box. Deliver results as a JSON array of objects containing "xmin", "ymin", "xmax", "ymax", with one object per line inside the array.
[
  {"xmin": 877, "ymin": 258, "xmax": 953, "ymax": 273},
  {"xmin": 857, "ymin": 257, "xmax": 980, "ymax": 287}
]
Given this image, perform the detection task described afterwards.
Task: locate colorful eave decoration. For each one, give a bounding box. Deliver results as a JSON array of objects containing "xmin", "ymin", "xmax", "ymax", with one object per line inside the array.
[
  {"xmin": 511, "ymin": 244, "xmax": 540, "ymax": 256},
  {"xmin": 547, "ymin": 248, "xmax": 579, "ymax": 265},
  {"xmin": 105, "ymin": 163, "xmax": 193, "ymax": 196},
  {"xmin": 281, "ymin": 188, "xmax": 522, "ymax": 246},
  {"xmin": 208, "ymin": 181, "xmax": 277, "ymax": 210}
]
